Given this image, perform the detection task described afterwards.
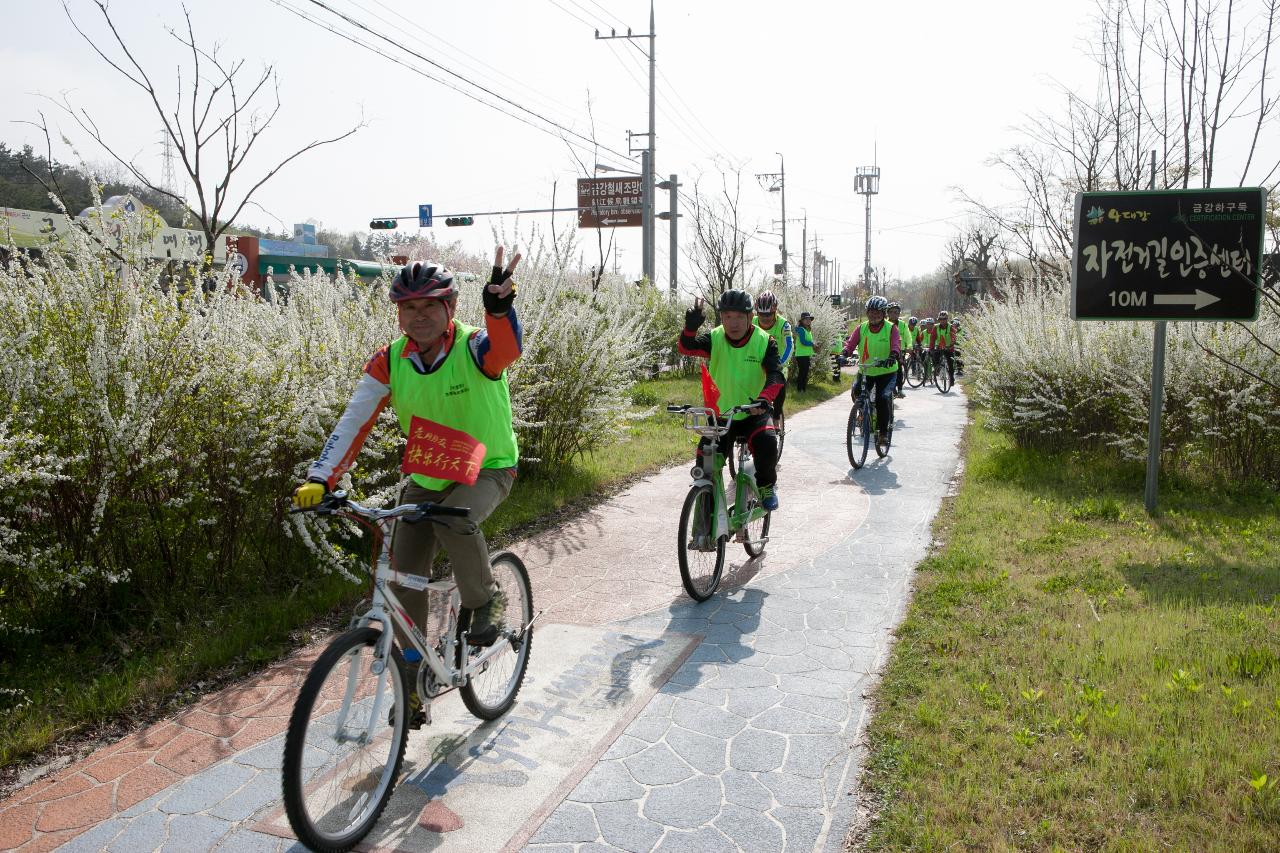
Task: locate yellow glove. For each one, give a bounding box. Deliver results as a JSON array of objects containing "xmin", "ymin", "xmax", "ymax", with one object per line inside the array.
[{"xmin": 293, "ymin": 481, "xmax": 325, "ymax": 509}]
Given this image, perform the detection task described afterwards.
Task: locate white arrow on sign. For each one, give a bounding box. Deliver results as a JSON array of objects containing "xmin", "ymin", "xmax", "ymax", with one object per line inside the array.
[
  {"xmin": 600, "ymin": 217, "xmax": 631, "ymax": 226},
  {"xmin": 1153, "ymin": 289, "xmax": 1221, "ymax": 310}
]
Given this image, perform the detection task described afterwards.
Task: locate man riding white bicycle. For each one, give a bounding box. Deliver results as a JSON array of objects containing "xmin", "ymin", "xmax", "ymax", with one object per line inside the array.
[
  {"xmin": 292, "ymin": 248, "xmax": 523, "ymax": 726},
  {"xmin": 842, "ymin": 295, "xmax": 902, "ymax": 446}
]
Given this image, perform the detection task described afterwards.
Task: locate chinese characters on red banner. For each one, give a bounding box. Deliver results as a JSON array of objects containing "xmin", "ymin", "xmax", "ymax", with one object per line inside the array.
[{"xmin": 402, "ymin": 416, "xmax": 486, "ymax": 485}]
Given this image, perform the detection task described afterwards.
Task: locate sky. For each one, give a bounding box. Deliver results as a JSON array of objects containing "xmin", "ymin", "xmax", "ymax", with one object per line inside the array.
[{"xmin": 1, "ymin": 0, "xmax": 1103, "ymax": 292}]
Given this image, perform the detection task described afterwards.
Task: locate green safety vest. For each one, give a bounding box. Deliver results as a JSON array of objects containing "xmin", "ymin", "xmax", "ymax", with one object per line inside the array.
[
  {"xmin": 936, "ymin": 325, "xmax": 953, "ymax": 348},
  {"xmin": 388, "ymin": 323, "xmax": 519, "ymax": 490},
  {"xmin": 857, "ymin": 321, "xmax": 896, "ymax": 376},
  {"xmin": 754, "ymin": 315, "xmax": 793, "ymax": 367},
  {"xmin": 709, "ymin": 325, "xmax": 769, "ymax": 421},
  {"xmin": 895, "ymin": 319, "xmax": 912, "ymax": 350},
  {"xmin": 794, "ymin": 323, "xmax": 815, "ymax": 357},
  {"xmin": 907, "ymin": 324, "xmax": 921, "ymax": 346}
]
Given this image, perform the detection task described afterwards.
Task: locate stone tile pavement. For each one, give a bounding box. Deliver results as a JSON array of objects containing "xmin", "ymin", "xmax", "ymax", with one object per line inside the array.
[
  {"xmin": 520, "ymin": 385, "xmax": 967, "ymax": 852},
  {"xmin": 0, "ymin": 381, "xmax": 966, "ymax": 852}
]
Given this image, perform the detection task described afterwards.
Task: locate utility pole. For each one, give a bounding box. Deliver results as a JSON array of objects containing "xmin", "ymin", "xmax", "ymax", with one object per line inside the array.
[
  {"xmin": 755, "ymin": 153, "xmax": 787, "ymax": 278},
  {"xmin": 800, "ymin": 212, "xmax": 807, "ymax": 289},
  {"xmin": 595, "ymin": 1, "xmax": 657, "ymax": 285},
  {"xmin": 657, "ymin": 174, "xmax": 680, "ymax": 298},
  {"xmin": 855, "ymin": 164, "xmax": 881, "ymax": 293}
]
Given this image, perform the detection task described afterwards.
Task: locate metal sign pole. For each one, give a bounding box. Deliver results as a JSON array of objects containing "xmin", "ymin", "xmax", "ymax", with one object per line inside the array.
[
  {"xmin": 1143, "ymin": 150, "xmax": 1163, "ymax": 516},
  {"xmin": 1145, "ymin": 321, "xmax": 1167, "ymax": 514}
]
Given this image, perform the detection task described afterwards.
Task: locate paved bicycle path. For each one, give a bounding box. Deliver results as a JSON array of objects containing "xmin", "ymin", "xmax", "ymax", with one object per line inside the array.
[{"xmin": 0, "ymin": 382, "xmax": 967, "ymax": 852}]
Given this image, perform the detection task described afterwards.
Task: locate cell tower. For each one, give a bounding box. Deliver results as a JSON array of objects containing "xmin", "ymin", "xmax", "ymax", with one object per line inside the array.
[
  {"xmin": 159, "ymin": 131, "xmax": 177, "ymax": 196},
  {"xmin": 854, "ymin": 163, "xmax": 880, "ymax": 294}
]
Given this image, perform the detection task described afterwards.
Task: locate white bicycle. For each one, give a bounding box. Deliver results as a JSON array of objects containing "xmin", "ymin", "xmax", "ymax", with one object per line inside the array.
[{"xmin": 282, "ymin": 491, "xmax": 536, "ymax": 852}]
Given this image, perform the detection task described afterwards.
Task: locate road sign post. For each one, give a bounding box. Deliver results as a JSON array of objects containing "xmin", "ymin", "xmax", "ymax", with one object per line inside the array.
[
  {"xmin": 1070, "ymin": 186, "xmax": 1267, "ymax": 515},
  {"xmin": 418, "ymin": 204, "xmax": 433, "ymax": 228}
]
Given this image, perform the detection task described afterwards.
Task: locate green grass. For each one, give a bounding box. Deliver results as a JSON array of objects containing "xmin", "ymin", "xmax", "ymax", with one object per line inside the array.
[
  {"xmin": 858, "ymin": 410, "xmax": 1280, "ymax": 852},
  {"xmin": 1, "ymin": 370, "xmax": 845, "ymax": 774}
]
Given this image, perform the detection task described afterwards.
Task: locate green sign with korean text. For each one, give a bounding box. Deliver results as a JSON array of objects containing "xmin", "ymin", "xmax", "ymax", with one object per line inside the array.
[{"xmin": 1070, "ymin": 187, "xmax": 1266, "ymax": 321}]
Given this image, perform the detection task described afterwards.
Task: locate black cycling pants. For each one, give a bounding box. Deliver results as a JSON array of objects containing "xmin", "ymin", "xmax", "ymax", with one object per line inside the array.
[
  {"xmin": 854, "ymin": 372, "xmax": 897, "ymax": 435},
  {"xmin": 795, "ymin": 356, "xmax": 811, "ymax": 391},
  {"xmin": 711, "ymin": 412, "xmax": 778, "ymax": 488}
]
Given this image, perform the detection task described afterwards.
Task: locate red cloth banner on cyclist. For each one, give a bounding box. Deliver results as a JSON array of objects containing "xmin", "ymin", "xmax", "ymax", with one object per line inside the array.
[
  {"xmin": 402, "ymin": 416, "xmax": 486, "ymax": 485},
  {"xmin": 700, "ymin": 364, "xmax": 721, "ymax": 418}
]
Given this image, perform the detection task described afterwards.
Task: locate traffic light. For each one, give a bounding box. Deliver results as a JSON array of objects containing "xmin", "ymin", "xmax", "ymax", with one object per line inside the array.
[
  {"xmin": 369, "ymin": 219, "xmax": 398, "ymax": 229},
  {"xmin": 445, "ymin": 216, "xmax": 475, "ymax": 227}
]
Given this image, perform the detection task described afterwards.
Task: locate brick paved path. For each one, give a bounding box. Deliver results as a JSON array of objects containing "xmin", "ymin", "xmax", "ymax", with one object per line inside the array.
[{"xmin": 0, "ymin": 384, "xmax": 965, "ymax": 852}]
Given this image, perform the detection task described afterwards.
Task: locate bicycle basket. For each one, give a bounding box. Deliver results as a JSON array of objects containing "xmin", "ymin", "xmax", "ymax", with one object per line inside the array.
[{"xmin": 680, "ymin": 406, "xmax": 730, "ymax": 438}]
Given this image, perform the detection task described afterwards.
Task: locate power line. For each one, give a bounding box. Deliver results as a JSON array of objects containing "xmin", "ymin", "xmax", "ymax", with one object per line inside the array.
[
  {"xmin": 271, "ymin": 0, "xmax": 632, "ymax": 169},
  {"xmin": 294, "ymin": 0, "xmax": 631, "ymax": 162},
  {"xmin": 351, "ymin": 0, "xmax": 627, "ymax": 141}
]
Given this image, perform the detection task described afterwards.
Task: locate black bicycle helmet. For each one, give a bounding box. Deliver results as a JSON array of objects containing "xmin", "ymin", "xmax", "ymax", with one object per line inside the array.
[
  {"xmin": 390, "ymin": 262, "xmax": 455, "ymax": 303},
  {"xmin": 718, "ymin": 289, "xmax": 754, "ymax": 313},
  {"xmin": 865, "ymin": 295, "xmax": 889, "ymax": 313}
]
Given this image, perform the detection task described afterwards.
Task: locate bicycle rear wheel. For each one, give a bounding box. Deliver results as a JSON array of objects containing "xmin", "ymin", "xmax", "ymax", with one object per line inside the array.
[
  {"xmin": 460, "ymin": 551, "xmax": 533, "ymax": 720},
  {"xmin": 677, "ymin": 483, "xmax": 725, "ymax": 601},
  {"xmin": 847, "ymin": 401, "xmax": 870, "ymax": 470},
  {"xmin": 876, "ymin": 398, "xmax": 895, "ymax": 457},
  {"xmin": 740, "ymin": 482, "xmax": 772, "ymax": 559},
  {"xmin": 283, "ymin": 627, "xmax": 408, "ymax": 853}
]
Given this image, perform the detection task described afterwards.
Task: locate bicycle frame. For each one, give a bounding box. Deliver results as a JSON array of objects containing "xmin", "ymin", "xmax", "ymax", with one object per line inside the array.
[
  {"xmin": 316, "ymin": 498, "xmax": 528, "ymax": 739},
  {"xmin": 679, "ymin": 406, "xmax": 769, "ymax": 545}
]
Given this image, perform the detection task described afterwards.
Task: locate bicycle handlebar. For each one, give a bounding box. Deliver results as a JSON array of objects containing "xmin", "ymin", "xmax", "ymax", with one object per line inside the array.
[
  {"xmin": 666, "ymin": 402, "xmax": 762, "ymax": 417},
  {"xmin": 290, "ymin": 490, "xmax": 471, "ymax": 522}
]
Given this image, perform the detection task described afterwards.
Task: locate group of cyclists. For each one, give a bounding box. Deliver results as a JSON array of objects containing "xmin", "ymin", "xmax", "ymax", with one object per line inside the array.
[{"xmin": 290, "ymin": 256, "xmax": 965, "ymax": 725}]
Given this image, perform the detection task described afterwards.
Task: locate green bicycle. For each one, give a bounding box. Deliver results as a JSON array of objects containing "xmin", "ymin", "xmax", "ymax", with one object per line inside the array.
[{"xmin": 668, "ymin": 404, "xmax": 773, "ymax": 601}]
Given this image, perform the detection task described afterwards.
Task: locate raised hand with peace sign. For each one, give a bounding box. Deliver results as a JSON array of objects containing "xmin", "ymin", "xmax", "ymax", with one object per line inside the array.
[
  {"xmin": 684, "ymin": 296, "xmax": 706, "ymax": 331},
  {"xmin": 483, "ymin": 245, "xmax": 522, "ymax": 316}
]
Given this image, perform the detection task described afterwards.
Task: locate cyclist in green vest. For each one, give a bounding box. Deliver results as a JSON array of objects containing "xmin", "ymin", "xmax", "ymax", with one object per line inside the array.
[
  {"xmin": 679, "ymin": 289, "xmax": 785, "ymax": 510},
  {"xmin": 293, "ymin": 248, "xmax": 523, "ymax": 670},
  {"xmin": 752, "ymin": 290, "xmax": 794, "ymax": 423},
  {"xmin": 887, "ymin": 301, "xmax": 909, "ymax": 398},
  {"xmin": 931, "ymin": 309, "xmax": 956, "ymax": 386},
  {"xmin": 793, "ymin": 311, "xmax": 815, "ymax": 391},
  {"xmin": 841, "ymin": 295, "xmax": 902, "ymax": 445}
]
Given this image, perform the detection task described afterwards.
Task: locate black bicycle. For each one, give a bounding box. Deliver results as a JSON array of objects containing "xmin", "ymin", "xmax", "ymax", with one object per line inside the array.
[{"xmin": 846, "ymin": 358, "xmax": 896, "ymax": 469}]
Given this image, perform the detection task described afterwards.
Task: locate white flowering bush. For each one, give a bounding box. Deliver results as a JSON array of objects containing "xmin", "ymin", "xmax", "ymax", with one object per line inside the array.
[
  {"xmin": 966, "ymin": 276, "xmax": 1280, "ymax": 483},
  {"xmin": 0, "ymin": 209, "xmax": 668, "ymax": 636},
  {"xmin": 775, "ymin": 286, "xmax": 846, "ymax": 380}
]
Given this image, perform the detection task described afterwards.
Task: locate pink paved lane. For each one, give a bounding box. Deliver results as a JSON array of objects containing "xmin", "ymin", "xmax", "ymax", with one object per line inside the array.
[
  {"xmin": 0, "ymin": 401, "xmax": 866, "ymax": 852},
  {"xmin": 0, "ymin": 647, "xmax": 324, "ymax": 852}
]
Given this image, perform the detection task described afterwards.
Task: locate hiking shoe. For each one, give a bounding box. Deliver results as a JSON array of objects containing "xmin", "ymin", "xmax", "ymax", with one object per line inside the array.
[
  {"xmin": 758, "ymin": 485, "xmax": 779, "ymax": 512},
  {"xmin": 466, "ymin": 587, "xmax": 507, "ymax": 647}
]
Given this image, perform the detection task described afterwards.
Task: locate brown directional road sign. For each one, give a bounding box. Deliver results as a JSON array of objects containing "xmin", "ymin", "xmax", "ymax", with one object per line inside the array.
[{"xmin": 577, "ymin": 177, "xmax": 643, "ymax": 228}]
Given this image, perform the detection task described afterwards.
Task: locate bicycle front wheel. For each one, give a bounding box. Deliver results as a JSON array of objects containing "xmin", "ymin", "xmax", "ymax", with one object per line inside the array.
[
  {"xmin": 460, "ymin": 551, "xmax": 533, "ymax": 721},
  {"xmin": 907, "ymin": 353, "xmax": 925, "ymax": 388},
  {"xmin": 282, "ymin": 627, "xmax": 408, "ymax": 853},
  {"xmin": 775, "ymin": 410, "xmax": 786, "ymax": 458},
  {"xmin": 847, "ymin": 401, "xmax": 870, "ymax": 470},
  {"xmin": 934, "ymin": 359, "xmax": 953, "ymax": 393},
  {"xmin": 677, "ymin": 483, "xmax": 725, "ymax": 601}
]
